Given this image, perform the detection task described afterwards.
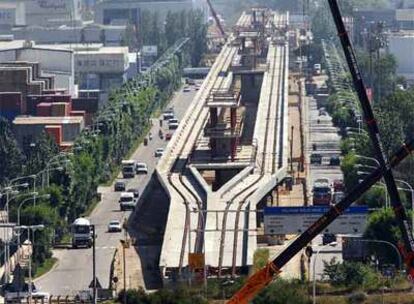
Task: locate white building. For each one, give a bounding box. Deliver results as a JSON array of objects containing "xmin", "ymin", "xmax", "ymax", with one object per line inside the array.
[
  {"xmin": 0, "ymin": 40, "xmax": 76, "ymax": 95},
  {"xmin": 388, "ymin": 31, "xmax": 414, "ymax": 83},
  {"xmin": 0, "ymin": 2, "xmax": 26, "ymax": 27}
]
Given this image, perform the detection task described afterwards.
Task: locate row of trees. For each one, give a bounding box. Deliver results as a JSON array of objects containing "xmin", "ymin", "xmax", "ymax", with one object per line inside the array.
[
  {"xmin": 123, "ymin": 10, "xmax": 207, "ymax": 66},
  {"xmin": 0, "ymin": 39, "xmax": 188, "ymax": 273}
]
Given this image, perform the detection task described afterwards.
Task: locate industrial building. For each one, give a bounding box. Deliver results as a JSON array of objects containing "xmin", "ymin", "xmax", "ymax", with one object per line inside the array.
[
  {"xmin": 388, "ymin": 30, "xmax": 414, "ymax": 83},
  {"xmin": 0, "ymin": 40, "xmax": 75, "ymax": 95},
  {"xmin": 0, "ymin": 0, "xmax": 82, "ymax": 28},
  {"xmin": 94, "ymin": 0, "xmax": 208, "ymax": 26}
]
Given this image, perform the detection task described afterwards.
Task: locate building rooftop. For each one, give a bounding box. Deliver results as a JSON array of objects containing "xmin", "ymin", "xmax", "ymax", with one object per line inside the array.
[
  {"xmin": 0, "ymin": 40, "xmax": 72, "ymax": 53},
  {"xmin": 13, "ymin": 116, "xmax": 84, "ymax": 125}
]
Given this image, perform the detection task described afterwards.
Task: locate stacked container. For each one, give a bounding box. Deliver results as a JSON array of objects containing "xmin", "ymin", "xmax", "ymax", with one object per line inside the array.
[
  {"xmin": 45, "ymin": 125, "xmax": 62, "ymax": 146},
  {"xmin": 0, "ymin": 93, "xmax": 23, "ymax": 121},
  {"xmin": 36, "ymin": 103, "xmax": 52, "ymax": 116},
  {"xmin": 51, "ymin": 102, "xmax": 71, "ymax": 116}
]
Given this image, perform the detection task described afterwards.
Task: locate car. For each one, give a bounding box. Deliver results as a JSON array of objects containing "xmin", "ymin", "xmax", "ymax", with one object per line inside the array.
[
  {"xmin": 165, "ymin": 133, "xmax": 172, "ymax": 141},
  {"xmin": 310, "ymin": 153, "xmax": 322, "ymax": 164},
  {"xmin": 168, "ymin": 118, "xmax": 179, "ymax": 125},
  {"xmin": 163, "ymin": 111, "xmax": 174, "ymax": 120},
  {"xmin": 108, "ymin": 220, "xmax": 122, "ymax": 232},
  {"xmin": 183, "ymin": 86, "xmax": 191, "ymax": 92},
  {"xmin": 315, "ymin": 178, "xmax": 330, "ymax": 186},
  {"xmin": 194, "ymin": 85, "xmax": 200, "ymax": 91},
  {"xmin": 136, "ymin": 162, "xmax": 148, "ymax": 174},
  {"xmin": 329, "ymin": 155, "xmax": 341, "ymax": 166},
  {"xmin": 114, "ymin": 181, "xmax": 126, "ymax": 192},
  {"xmin": 127, "ymin": 188, "xmax": 140, "ymax": 198},
  {"xmin": 154, "ymin": 148, "xmax": 164, "ymax": 157},
  {"xmin": 119, "ymin": 192, "xmax": 136, "ymax": 211},
  {"xmin": 322, "ymin": 233, "xmax": 336, "ymax": 245},
  {"xmin": 169, "ymin": 122, "xmax": 179, "ymax": 130},
  {"xmin": 319, "ymin": 109, "xmax": 328, "ymax": 116},
  {"xmin": 333, "ymin": 179, "xmax": 345, "ymax": 192}
]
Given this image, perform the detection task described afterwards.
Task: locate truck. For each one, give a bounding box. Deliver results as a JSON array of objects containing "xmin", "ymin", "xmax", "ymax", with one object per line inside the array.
[
  {"xmin": 71, "ymin": 218, "xmax": 92, "ymax": 248},
  {"xmin": 312, "ymin": 180, "xmax": 332, "ymax": 206},
  {"xmin": 121, "ymin": 160, "xmax": 136, "ymax": 178}
]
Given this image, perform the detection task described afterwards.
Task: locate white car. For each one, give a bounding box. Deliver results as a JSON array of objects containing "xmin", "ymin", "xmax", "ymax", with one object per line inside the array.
[
  {"xmin": 154, "ymin": 148, "xmax": 164, "ymax": 157},
  {"xmin": 108, "ymin": 220, "xmax": 122, "ymax": 232},
  {"xmin": 183, "ymin": 86, "xmax": 191, "ymax": 92},
  {"xmin": 168, "ymin": 118, "xmax": 179, "ymax": 125},
  {"xmin": 119, "ymin": 192, "xmax": 136, "ymax": 211},
  {"xmin": 136, "ymin": 162, "xmax": 148, "ymax": 174},
  {"xmin": 163, "ymin": 111, "xmax": 174, "ymax": 120}
]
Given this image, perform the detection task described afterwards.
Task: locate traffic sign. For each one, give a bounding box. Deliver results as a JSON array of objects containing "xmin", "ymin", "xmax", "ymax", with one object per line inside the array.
[
  {"xmin": 89, "ymin": 278, "xmax": 102, "ymax": 289},
  {"xmin": 264, "ymin": 206, "xmax": 368, "ymax": 235}
]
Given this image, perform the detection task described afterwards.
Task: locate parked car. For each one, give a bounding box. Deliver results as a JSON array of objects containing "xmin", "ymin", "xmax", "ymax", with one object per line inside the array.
[
  {"xmin": 183, "ymin": 86, "xmax": 191, "ymax": 92},
  {"xmin": 165, "ymin": 133, "xmax": 172, "ymax": 141},
  {"xmin": 108, "ymin": 220, "xmax": 122, "ymax": 232},
  {"xmin": 322, "ymin": 233, "xmax": 337, "ymax": 245},
  {"xmin": 333, "ymin": 179, "xmax": 345, "ymax": 192},
  {"xmin": 314, "ymin": 178, "xmax": 330, "ymax": 186},
  {"xmin": 169, "ymin": 122, "xmax": 179, "ymax": 130},
  {"xmin": 154, "ymin": 148, "xmax": 164, "ymax": 157},
  {"xmin": 127, "ymin": 188, "xmax": 139, "ymax": 198},
  {"xmin": 136, "ymin": 162, "xmax": 148, "ymax": 174},
  {"xmin": 168, "ymin": 118, "xmax": 179, "ymax": 125},
  {"xmin": 310, "ymin": 153, "xmax": 322, "ymax": 164},
  {"xmin": 114, "ymin": 181, "xmax": 126, "ymax": 192}
]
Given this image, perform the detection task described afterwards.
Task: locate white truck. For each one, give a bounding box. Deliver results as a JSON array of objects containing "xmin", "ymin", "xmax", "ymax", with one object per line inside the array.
[
  {"xmin": 121, "ymin": 160, "xmax": 136, "ymax": 178},
  {"xmin": 71, "ymin": 218, "xmax": 93, "ymax": 248},
  {"xmin": 119, "ymin": 192, "xmax": 136, "ymax": 211}
]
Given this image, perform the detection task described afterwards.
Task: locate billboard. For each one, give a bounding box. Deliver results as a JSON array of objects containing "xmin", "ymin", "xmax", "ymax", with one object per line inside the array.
[{"xmin": 264, "ymin": 206, "xmax": 368, "ymax": 235}]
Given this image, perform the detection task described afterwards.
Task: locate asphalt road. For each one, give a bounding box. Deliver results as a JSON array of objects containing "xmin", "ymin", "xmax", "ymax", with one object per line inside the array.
[
  {"xmin": 35, "ymin": 82, "xmax": 200, "ymax": 296},
  {"xmin": 306, "ymin": 80, "xmax": 344, "ymax": 280}
]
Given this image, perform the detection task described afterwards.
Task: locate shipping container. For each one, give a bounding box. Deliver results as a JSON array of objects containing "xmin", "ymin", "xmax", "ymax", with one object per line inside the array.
[
  {"xmin": 36, "ymin": 103, "xmax": 52, "ymax": 116},
  {"xmin": 72, "ymin": 98, "xmax": 99, "ymax": 113},
  {"xmin": 0, "ymin": 110, "xmax": 19, "ymax": 121},
  {"xmin": 51, "ymin": 102, "xmax": 70, "ymax": 117},
  {"xmin": 0, "ymin": 93, "xmax": 23, "ymax": 113},
  {"xmin": 70, "ymin": 110, "xmax": 86, "ymax": 118},
  {"xmin": 45, "ymin": 125, "xmax": 62, "ymax": 145}
]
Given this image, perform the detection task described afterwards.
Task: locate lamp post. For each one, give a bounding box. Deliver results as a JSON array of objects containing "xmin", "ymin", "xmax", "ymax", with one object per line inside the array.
[
  {"xmin": 16, "ymin": 224, "xmax": 44, "ymax": 304},
  {"xmin": 312, "ymin": 242, "xmax": 338, "ymax": 304}
]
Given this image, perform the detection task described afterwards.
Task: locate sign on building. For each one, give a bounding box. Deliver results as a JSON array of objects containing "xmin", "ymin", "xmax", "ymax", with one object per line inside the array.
[
  {"xmin": 263, "ymin": 206, "xmax": 368, "ymax": 235},
  {"xmin": 142, "ymin": 45, "xmax": 158, "ymax": 57}
]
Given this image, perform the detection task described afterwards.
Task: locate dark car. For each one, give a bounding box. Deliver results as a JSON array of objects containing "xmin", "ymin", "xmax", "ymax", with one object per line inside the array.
[
  {"xmin": 333, "ymin": 179, "xmax": 345, "ymax": 192},
  {"xmin": 127, "ymin": 188, "xmax": 139, "ymax": 198},
  {"xmin": 165, "ymin": 133, "xmax": 172, "ymax": 141},
  {"xmin": 322, "ymin": 233, "xmax": 336, "ymax": 245},
  {"xmin": 114, "ymin": 181, "xmax": 126, "ymax": 192},
  {"xmin": 310, "ymin": 153, "xmax": 322, "ymax": 164},
  {"xmin": 329, "ymin": 155, "xmax": 341, "ymax": 166}
]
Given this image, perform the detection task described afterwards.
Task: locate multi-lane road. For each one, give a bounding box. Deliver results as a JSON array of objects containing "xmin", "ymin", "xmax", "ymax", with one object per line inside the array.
[{"xmin": 35, "ymin": 83, "xmax": 199, "ymax": 296}]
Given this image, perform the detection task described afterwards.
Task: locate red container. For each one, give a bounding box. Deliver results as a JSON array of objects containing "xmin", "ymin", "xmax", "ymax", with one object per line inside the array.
[
  {"xmin": 70, "ymin": 110, "xmax": 86, "ymax": 118},
  {"xmin": 36, "ymin": 102, "xmax": 52, "ymax": 116},
  {"xmin": 0, "ymin": 93, "xmax": 23, "ymax": 113},
  {"xmin": 26, "ymin": 95, "xmax": 42, "ymax": 115},
  {"xmin": 51, "ymin": 102, "xmax": 70, "ymax": 116},
  {"xmin": 45, "ymin": 125, "xmax": 62, "ymax": 145}
]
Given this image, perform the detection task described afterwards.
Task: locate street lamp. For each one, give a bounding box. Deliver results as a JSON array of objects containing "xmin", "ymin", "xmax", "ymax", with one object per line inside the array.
[
  {"xmin": 313, "ymin": 242, "xmax": 338, "ymax": 304},
  {"xmin": 394, "ymin": 179, "xmax": 414, "ymax": 236},
  {"xmin": 16, "ymin": 224, "xmax": 44, "ymax": 304},
  {"xmin": 354, "ymin": 154, "xmax": 380, "ymax": 167}
]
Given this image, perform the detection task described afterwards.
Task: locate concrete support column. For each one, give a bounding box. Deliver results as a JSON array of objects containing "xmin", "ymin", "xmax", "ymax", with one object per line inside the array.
[
  {"xmin": 210, "ymin": 107, "xmax": 218, "ymax": 128},
  {"xmin": 230, "ymin": 108, "xmax": 237, "ymax": 130},
  {"xmin": 231, "ymin": 137, "xmax": 237, "ymax": 161}
]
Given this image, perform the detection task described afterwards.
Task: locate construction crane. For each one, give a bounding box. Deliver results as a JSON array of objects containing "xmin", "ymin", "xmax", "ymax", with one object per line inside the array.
[
  {"xmin": 226, "ymin": 0, "xmax": 414, "ymax": 302},
  {"xmin": 206, "ymin": 0, "xmax": 226, "ymax": 37}
]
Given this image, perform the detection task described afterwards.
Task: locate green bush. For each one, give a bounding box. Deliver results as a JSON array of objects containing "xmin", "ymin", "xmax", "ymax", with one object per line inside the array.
[{"xmin": 253, "ymin": 279, "xmax": 310, "ymax": 304}]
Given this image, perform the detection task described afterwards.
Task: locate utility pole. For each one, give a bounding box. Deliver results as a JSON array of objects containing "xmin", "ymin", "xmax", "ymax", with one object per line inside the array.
[
  {"xmin": 123, "ymin": 225, "xmax": 127, "ymax": 304},
  {"xmin": 92, "ymin": 225, "xmax": 97, "ymax": 304},
  {"xmin": 290, "ymin": 125, "xmax": 294, "ymax": 173}
]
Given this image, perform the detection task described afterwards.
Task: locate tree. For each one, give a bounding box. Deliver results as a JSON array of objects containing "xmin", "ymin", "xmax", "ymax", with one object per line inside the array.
[
  {"xmin": 187, "ymin": 10, "xmax": 208, "ymax": 66},
  {"xmin": 0, "ymin": 118, "xmax": 23, "ymax": 184},
  {"xmin": 253, "ymin": 279, "xmax": 309, "ymax": 304}
]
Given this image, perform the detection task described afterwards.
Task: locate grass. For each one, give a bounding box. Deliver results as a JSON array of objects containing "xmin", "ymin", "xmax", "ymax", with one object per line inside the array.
[
  {"xmin": 81, "ymin": 197, "xmax": 99, "ymax": 217},
  {"xmin": 317, "ymin": 292, "xmax": 414, "ymax": 304},
  {"xmin": 34, "ymin": 257, "xmax": 58, "ymax": 279}
]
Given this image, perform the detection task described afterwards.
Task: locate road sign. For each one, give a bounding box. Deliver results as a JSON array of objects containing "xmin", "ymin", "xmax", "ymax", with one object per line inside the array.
[
  {"xmin": 88, "ymin": 278, "xmax": 102, "ymax": 289},
  {"xmin": 188, "ymin": 253, "xmax": 205, "ymax": 270},
  {"xmin": 264, "ymin": 206, "xmax": 368, "ymax": 235}
]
